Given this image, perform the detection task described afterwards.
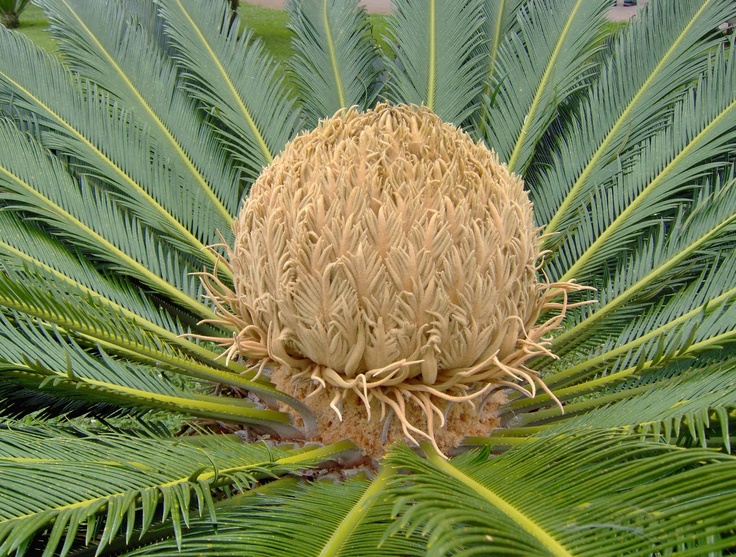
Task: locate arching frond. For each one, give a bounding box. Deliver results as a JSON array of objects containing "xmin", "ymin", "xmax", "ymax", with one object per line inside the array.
[
  {"xmin": 0, "ymin": 28, "xmax": 227, "ymax": 263},
  {"xmin": 0, "ymin": 118, "xmax": 217, "ymax": 322},
  {"xmin": 286, "ymin": 0, "xmax": 383, "ymax": 127},
  {"xmin": 0, "ymin": 311, "xmax": 295, "ymax": 435},
  {"xmin": 388, "ymin": 432, "xmax": 736, "ymax": 556},
  {"xmin": 550, "ymin": 173, "xmax": 736, "ymax": 357},
  {"xmin": 536, "ymin": 0, "xmax": 736, "ymax": 234},
  {"xmin": 35, "ymin": 0, "xmax": 238, "ymax": 226},
  {"xmin": 158, "ymin": 0, "xmax": 301, "ymax": 183},
  {"xmin": 0, "ymin": 427, "xmax": 352, "ymax": 557},
  {"xmin": 489, "ymin": 349, "xmax": 736, "ymax": 447},
  {"xmin": 478, "ymin": 0, "xmax": 611, "ymax": 174},
  {"xmin": 382, "ymin": 0, "xmax": 486, "ymax": 125},
  {"xmin": 549, "ymin": 45, "xmax": 736, "ymax": 282},
  {"xmin": 120, "ymin": 468, "xmax": 426, "ymax": 557}
]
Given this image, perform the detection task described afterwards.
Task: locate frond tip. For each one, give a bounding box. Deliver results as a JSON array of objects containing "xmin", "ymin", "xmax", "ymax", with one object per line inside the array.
[{"xmin": 201, "ymin": 104, "xmax": 586, "ymax": 457}]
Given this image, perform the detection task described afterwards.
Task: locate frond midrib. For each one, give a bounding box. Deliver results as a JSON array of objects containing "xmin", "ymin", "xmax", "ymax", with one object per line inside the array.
[
  {"xmin": 323, "ymin": 0, "xmax": 347, "ymax": 108},
  {"xmin": 423, "ymin": 443, "xmax": 573, "ymax": 557},
  {"xmin": 171, "ymin": 0, "xmax": 274, "ymax": 165},
  {"xmin": 56, "ymin": 0, "xmax": 234, "ymax": 224},
  {"xmin": 543, "ymin": 0, "xmax": 715, "ymax": 236},
  {"xmin": 506, "ymin": 0, "xmax": 582, "ymax": 173}
]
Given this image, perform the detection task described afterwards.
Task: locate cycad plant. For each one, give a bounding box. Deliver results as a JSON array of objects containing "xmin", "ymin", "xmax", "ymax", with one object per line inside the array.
[{"xmin": 1, "ymin": 0, "xmax": 736, "ymax": 555}]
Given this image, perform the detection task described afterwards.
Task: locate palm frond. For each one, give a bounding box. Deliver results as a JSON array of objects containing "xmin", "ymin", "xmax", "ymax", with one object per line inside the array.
[
  {"xmin": 549, "ymin": 45, "xmax": 736, "ymax": 282},
  {"xmin": 158, "ymin": 0, "xmax": 301, "ymax": 184},
  {"xmin": 119, "ymin": 468, "xmax": 426, "ymax": 557},
  {"xmin": 0, "ymin": 28, "xmax": 227, "ymax": 264},
  {"xmin": 536, "ymin": 0, "xmax": 735, "ymax": 234},
  {"xmin": 0, "ymin": 427, "xmax": 352, "ymax": 557},
  {"xmin": 0, "ymin": 210, "xmax": 182, "ymax": 334},
  {"xmin": 388, "ymin": 432, "xmax": 736, "ymax": 556},
  {"xmin": 491, "ymin": 349, "xmax": 736, "ymax": 448},
  {"xmin": 548, "ymin": 247, "xmax": 736, "ymax": 389},
  {"xmin": 478, "ymin": 0, "xmax": 526, "ymax": 87},
  {"xmin": 35, "ymin": 0, "xmax": 238, "ymax": 226},
  {"xmin": 550, "ymin": 174, "xmax": 736, "ymax": 357},
  {"xmin": 383, "ymin": 0, "xmax": 486, "ymax": 125},
  {"xmin": 0, "ymin": 310, "xmax": 297, "ymax": 434},
  {"xmin": 286, "ymin": 0, "xmax": 383, "ymax": 127},
  {"xmin": 478, "ymin": 0, "xmax": 610, "ymax": 174},
  {"xmin": 0, "ymin": 118, "xmax": 218, "ymax": 322},
  {"xmin": 0, "ymin": 266, "xmax": 316, "ymax": 424}
]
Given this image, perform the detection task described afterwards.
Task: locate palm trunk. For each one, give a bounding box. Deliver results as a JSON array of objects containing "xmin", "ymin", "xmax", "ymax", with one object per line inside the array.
[{"xmin": 1, "ymin": 11, "xmax": 20, "ymax": 28}]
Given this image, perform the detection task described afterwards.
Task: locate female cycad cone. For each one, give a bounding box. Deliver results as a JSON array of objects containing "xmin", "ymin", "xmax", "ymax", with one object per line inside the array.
[{"xmin": 205, "ymin": 103, "xmax": 580, "ymax": 456}]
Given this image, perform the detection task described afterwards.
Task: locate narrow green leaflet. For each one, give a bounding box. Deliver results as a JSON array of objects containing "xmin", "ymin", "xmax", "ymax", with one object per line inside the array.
[
  {"xmin": 36, "ymin": 0, "xmax": 238, "ymax": 226},
  {"xmin": 388, "ymin": 432, "xmax": 736, "ymax": 556},
  {"xmin": 478, "ymin": 0, "xmax": 611, "ymax": 174},
  {"xmin": 0, "ymin": 429, "xmax": 349, "ymax": 557},
  {"xmin": 287, "ymin": 0, "xmax": 383, "ymax": 128},
  {"xmin": 383, "ymin": 0, "xmax": 486, "ymax": 125},
  {"xmin": 159, "ymin": 0, "xmax": 301, "ymax": 182}
]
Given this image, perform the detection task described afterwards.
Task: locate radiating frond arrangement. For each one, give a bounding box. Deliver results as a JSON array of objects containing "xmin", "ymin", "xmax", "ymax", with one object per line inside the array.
[{"xmin": 1, "ymin": 0, "xmax": 735, "ymax": 555}]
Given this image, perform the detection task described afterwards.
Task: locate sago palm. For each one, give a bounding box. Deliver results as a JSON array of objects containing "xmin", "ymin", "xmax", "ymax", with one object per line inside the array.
[{"xmin": 1, "ymin": 0, "xmax": 736, "ymax": 554}]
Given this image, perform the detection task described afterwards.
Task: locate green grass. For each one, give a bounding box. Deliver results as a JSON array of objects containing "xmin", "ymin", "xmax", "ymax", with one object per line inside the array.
[
  {"xmin": 10, "ymin": 4, "xmax": 56, "ymax": 54},
  {"xmin": 14, "ymin": 3, "xmax": 389, "ymax": 67},
  {"xmin": 238, "ymin": 4, "xmax": 390, "ymax": 64},
  {"xmin": 239, "ymin": 4, "xmax": 294, "ymax": 62}
]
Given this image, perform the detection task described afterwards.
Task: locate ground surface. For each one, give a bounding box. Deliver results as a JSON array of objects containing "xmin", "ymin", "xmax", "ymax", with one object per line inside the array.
[{"xmin": 242, "ymin": 0, "xmax": 648, "ymax": 21}]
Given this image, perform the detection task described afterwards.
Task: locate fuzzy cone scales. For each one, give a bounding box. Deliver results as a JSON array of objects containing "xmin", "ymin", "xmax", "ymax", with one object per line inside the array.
[{"xmin": 209, "ymin": 104, "xmax": 572, "ymax": 454}]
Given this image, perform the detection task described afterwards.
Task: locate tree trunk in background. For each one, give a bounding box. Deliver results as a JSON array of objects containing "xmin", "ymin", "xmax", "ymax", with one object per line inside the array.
[{"xmin": 1, "ymin": 12, "xmax": 20, "ymax": 29}]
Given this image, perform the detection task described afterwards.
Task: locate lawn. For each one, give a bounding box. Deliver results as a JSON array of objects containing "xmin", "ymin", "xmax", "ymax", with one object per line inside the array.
[{"xmin": 12, "ymin": 2, "xmax": 391, "ymax": 64}]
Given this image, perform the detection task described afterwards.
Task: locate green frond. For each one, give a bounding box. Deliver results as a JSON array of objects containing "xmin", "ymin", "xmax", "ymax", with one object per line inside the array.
[
  {"xmin": 552, "ymin": 174, "xmax": 736, "ymax": 356},
  {"xmin": 0, "ymin": 210, "xmax": 183, "ymax": 334},
  {"xmin": 36, "ymin": 0, "xmax": 238, "ymax": 226},
  {"xmin": 0, "ymin": 263, "xmax": 318, "ymax": 428},
  {"xmin": 549, "ymin": 252, "xmax": 736, "ymax": 390},
  {"xmin": 388, "ymin": 432, "xmax": 736, "ymax": 556},
  {"xmin": 158, "ymin": 0, "xmax": 301, "ymax": 182},
  {"xmin": 116, "ymin": 468, "xmax": 426, "ymax": 557},
  {"xmin": 0, "ymin": 118, "xmax": 219, "ymax": 322},
  {"xmin": 383, "ymin": 0, "xmax": 487, "ymax": 125},
  {"xmin": 495, "ymin": 349, "xmax": 736, "ymax": 444},
  {"xmin": 0, "ymin": 268, "xmax": 229, "ymax": 374},
  {"xmin": 550, "ymin": 45, "xmax": 736, "ymax": 282},
  {"xmin": 479, "ymin": 0, "xmax": 526, "ymax": 82},
  {"xmin": 0, "ymin": 28, "xmax": 227, "ymax": 264},
  {"xmin": 536, "ymin": 0, "xmax": 735, "ymax": 234},
  {"xmin": 0, "ymin": 427, "xmax": 347, "ymax": 557},
  {"xmin": 286, "ymin": 0, "xmax": 383, "ymax": 127},
  {"xmin": 478, "ymin": 0, "xmax": 611, "ymax": 174},
  {"xmin": 0, "ymin": 311, "xmax": 297, "ymax": 434}
]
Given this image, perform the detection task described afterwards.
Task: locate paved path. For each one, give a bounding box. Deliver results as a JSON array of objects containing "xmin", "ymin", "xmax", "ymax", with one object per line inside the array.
[{"xmin": 243, "ymin": 0, "xmax": 647, "ymax": 20}]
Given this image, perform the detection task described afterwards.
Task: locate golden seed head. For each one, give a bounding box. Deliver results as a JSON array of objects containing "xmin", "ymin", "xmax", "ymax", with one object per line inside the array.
[{"xmin": 205, "ymin": 103, "xmax": 578, "ymax": 454}]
